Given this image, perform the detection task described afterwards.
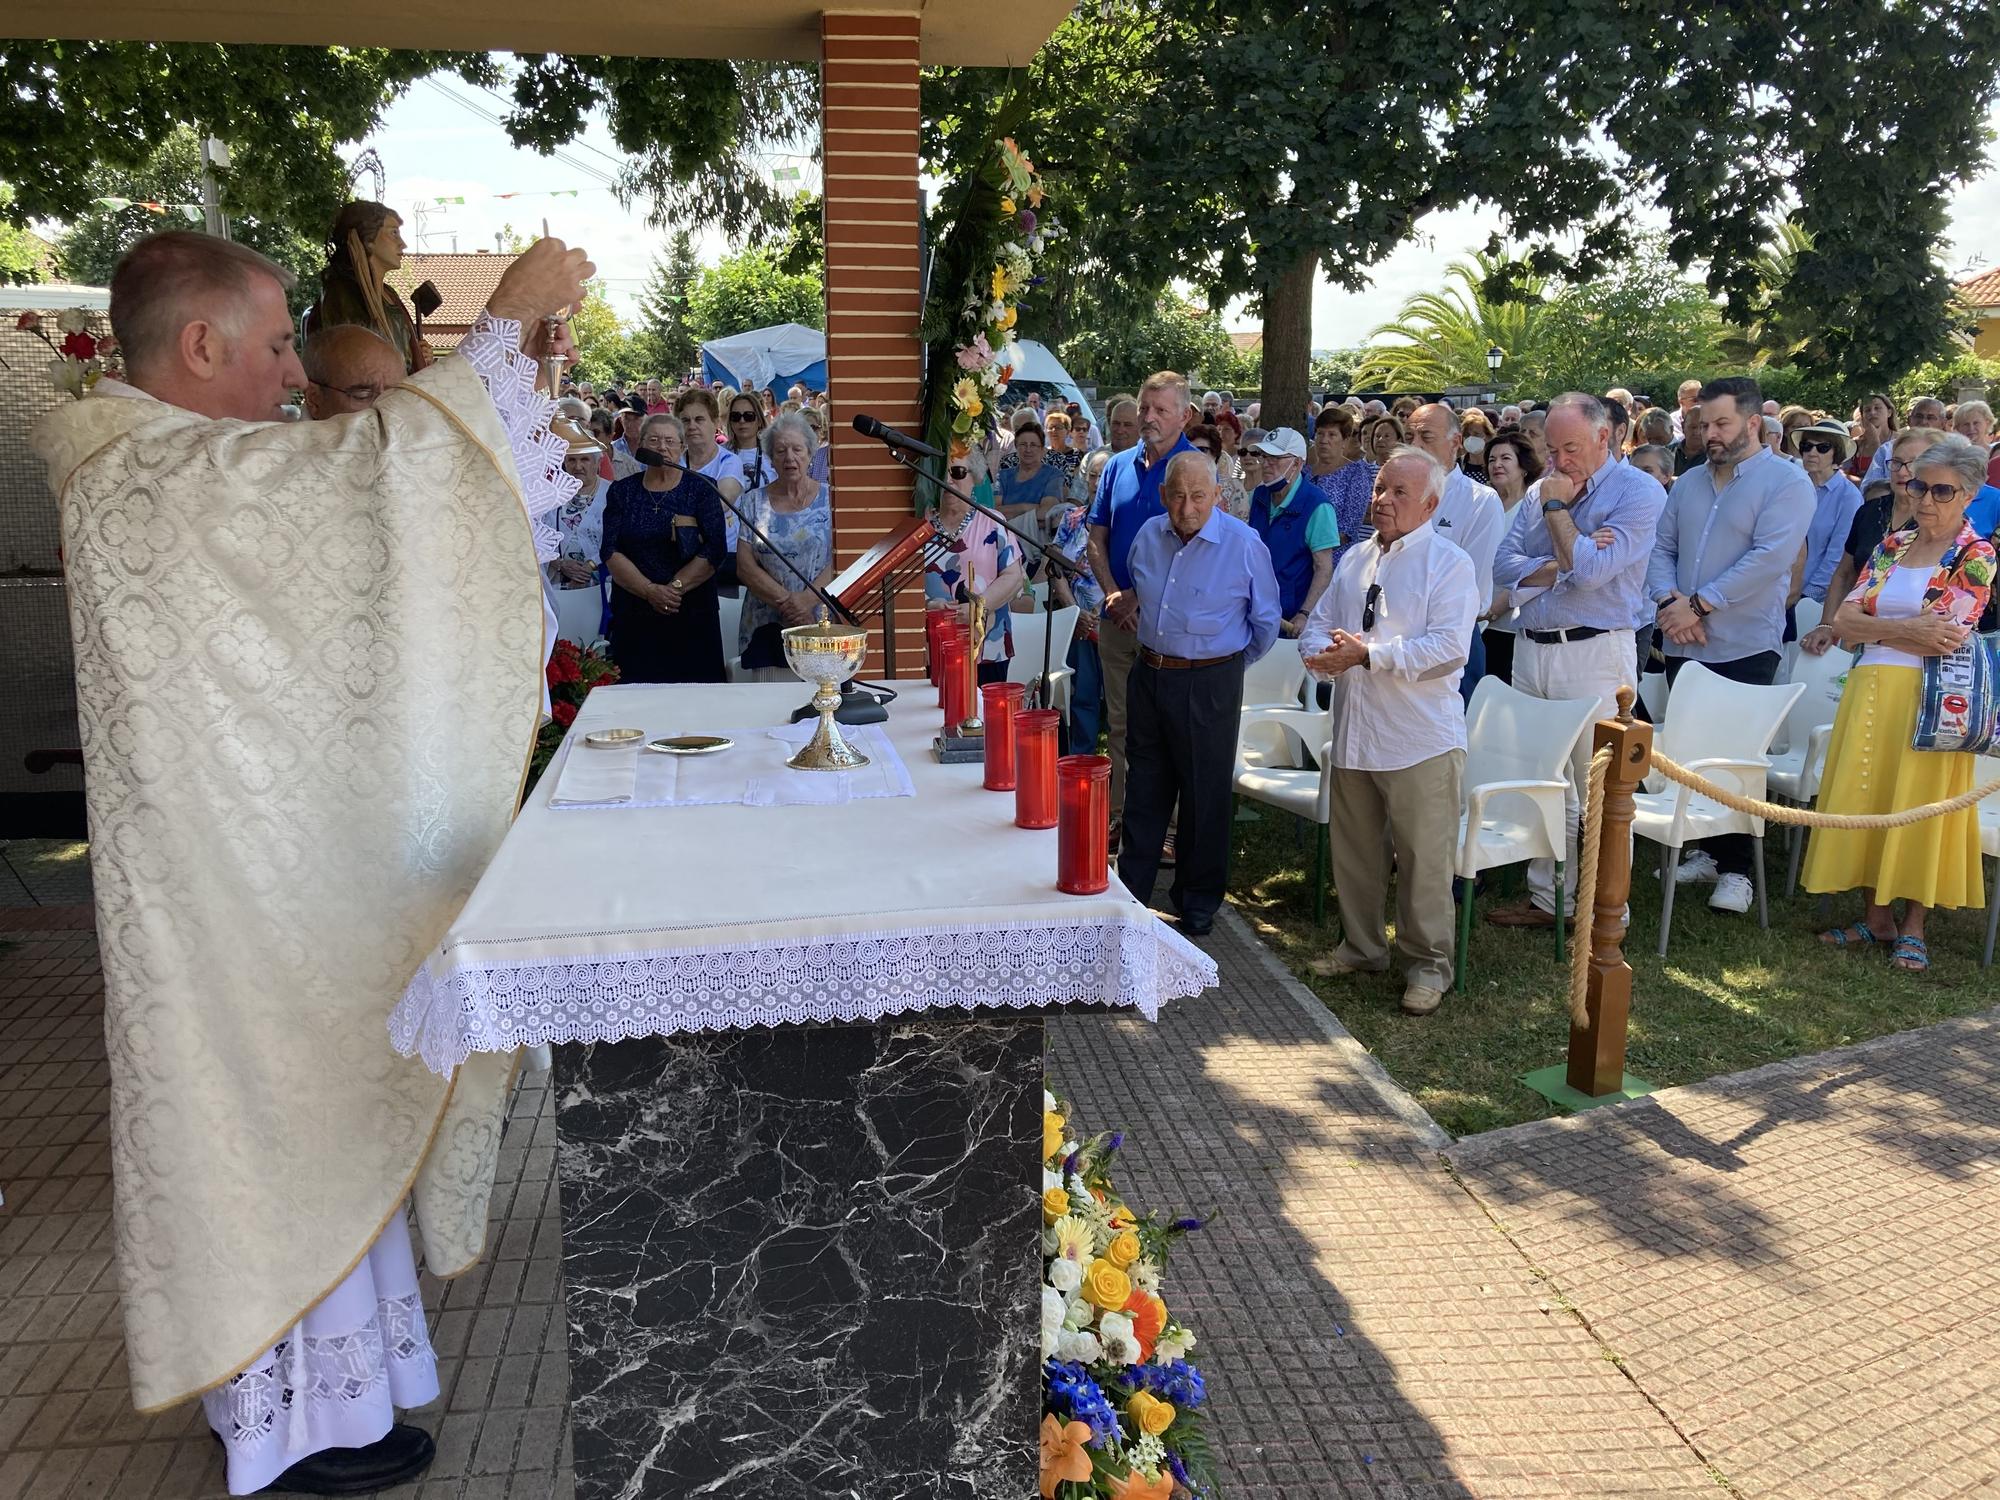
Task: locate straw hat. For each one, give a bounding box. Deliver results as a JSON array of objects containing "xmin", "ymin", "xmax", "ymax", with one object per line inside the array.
[{"xmin": 1785, "ymin": 417, "xmax": 1855, "ymax": 463}]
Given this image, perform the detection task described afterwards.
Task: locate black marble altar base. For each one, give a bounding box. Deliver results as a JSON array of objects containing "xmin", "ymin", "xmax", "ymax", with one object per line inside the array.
[{"xmin": 550, "ymin": 1013, "xmax": 1044, "ymax": 1500}]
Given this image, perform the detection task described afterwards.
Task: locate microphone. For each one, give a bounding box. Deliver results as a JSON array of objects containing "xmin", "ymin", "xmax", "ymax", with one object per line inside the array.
[{"xmin": 852, "ymin": 413, "xmax": 944, "ymax": 460}]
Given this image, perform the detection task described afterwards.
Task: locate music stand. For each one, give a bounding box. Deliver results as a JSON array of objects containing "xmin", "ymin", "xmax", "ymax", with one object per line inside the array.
[{"xmin": 828, "ymin": 515, "xmax": 934, "ymax": 679}]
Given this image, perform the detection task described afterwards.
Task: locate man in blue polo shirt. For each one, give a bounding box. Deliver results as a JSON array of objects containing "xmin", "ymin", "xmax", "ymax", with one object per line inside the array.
[
  {"xmin": 1088, "ymin": 370, "xmax": 1198, "ymax": 843},
  {"xmin": 1245, "ymin": 427, "xmax": 1339, "ymax": 638}
]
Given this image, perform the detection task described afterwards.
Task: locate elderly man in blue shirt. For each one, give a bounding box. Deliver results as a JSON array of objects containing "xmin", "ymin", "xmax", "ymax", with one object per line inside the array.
[
  {"xmin": 1088, "ymin": 371, "xmax": 1200, "ymax": 847},
  {"xmin": 1645, "ymin": 375, "xmax": 1814, "ymax": 914},
  {"xmin": 1485, "ymin": 392, "xmax": 1666, "ymax": 930},
  {"xmin": 1108, "ymin": 449, "xmax": 1281, "ymax": 936}
]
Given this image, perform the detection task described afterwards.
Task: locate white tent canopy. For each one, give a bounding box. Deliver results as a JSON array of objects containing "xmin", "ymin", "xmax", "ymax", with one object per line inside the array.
[{"xmin": 700, "ymin": 322, "xmax": 827, "ymax": 394}]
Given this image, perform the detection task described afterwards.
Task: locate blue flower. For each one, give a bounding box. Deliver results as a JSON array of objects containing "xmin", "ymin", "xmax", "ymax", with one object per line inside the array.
[
  {"xmin": 1114, "ymin": 1359, "xmax": 1207, "ymax": 1410},
  {"xmin": 1172, "ymin": 1215, "xmax": 1205, "ymax": 1231},
  {"xmin": 1044, "ymin": 1359, "xmax": 1121, "ymax": 1447}
]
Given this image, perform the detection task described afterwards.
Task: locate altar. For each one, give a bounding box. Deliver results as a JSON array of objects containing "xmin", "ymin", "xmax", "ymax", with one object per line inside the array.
[{"xmin": 389, "ymin": 677, "xmax": 1216, "ymax": 1498}]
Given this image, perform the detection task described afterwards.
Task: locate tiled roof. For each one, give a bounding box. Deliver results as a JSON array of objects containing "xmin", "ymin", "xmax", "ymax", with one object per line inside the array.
[
  {"xmin": 1958, "ymin": 267, "xmax": 2000, "ymax": 309},
  {"xmin": 385, "ymin": 251, "xmax": 520, "ymax": 335}
]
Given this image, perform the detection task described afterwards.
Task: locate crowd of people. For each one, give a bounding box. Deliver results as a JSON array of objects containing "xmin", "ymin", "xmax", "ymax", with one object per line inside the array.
[{"xmin": 496, "ymin": 333, "xmax": 1998, "ymax": 993}]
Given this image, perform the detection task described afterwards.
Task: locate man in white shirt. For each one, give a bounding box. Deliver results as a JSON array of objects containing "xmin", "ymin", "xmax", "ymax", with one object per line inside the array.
[
  {"xmin": 1407, "ymin": 403, "xmax": 1504, "ymax": 704},
  {"xmin": 1299, "ymin": 447, "xmax": 1479, "ymax": 1016}
]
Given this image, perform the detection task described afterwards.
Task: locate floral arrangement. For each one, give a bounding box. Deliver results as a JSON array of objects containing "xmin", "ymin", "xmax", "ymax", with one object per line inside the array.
[
  {"xmin": 529, "ymin": 638, "xmax": 620, "ymax": 787},
  {"xmin": 1041, "ymin": 1088, "xmax": 1216, "ymax": 1499},
  {"xmin": 17, "ymin": 309, "xmax": 120, "ymax": 397},
  {"xmin": 943, "ymin": 138, "xmax": 1053, "ymax": 454}
]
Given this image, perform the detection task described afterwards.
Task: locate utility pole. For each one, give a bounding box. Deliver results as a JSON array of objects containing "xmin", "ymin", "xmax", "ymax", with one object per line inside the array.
[{"xmin": 198, "ymin": 135, "xmax": 232, "ymax": 240}]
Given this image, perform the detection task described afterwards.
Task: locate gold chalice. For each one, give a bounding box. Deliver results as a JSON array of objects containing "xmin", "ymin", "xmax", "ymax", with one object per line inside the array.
[{"xmin": 780, "ymin": 611, "xmax": 872, "ymax": 771}]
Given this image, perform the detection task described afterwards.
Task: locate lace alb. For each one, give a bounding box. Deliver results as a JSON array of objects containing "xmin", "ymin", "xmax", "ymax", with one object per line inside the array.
[{"xmin": 456, "ymin": 312, "xmax": 576, "ymax": 565}]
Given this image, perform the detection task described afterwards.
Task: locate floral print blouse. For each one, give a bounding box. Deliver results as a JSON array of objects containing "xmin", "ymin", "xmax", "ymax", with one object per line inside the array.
[{"xmin": 1846, "ymin": 519, "xmax": 1996, "ymax": 630}]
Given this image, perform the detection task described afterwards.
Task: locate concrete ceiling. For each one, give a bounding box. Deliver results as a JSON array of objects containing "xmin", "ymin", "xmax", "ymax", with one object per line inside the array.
[{"xmin": 0, "ymin": 0, "xmax": 1066, "ymax": 67}]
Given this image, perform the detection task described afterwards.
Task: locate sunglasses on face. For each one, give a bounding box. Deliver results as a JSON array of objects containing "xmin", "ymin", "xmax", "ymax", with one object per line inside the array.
[
  {"xmin": 1193, "ymin": 445, "xmax": 1217, "ymax": 457},
  {"xmin": 729, "ymin": 410, "xmax": 759, "ymax": 422},
  {"xmin": 949, "ymin": 466, "xmax": 971, "ymax": 481},
  {"xmin": 1903, "ymin": 480, "xmax": 1964, "ymax": 504},
  {"xmin": 1797, "ymin": 439, "xmax": 1837, "ymax": 455}
]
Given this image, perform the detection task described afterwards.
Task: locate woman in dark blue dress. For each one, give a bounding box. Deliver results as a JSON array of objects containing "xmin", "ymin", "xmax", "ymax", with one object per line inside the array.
[{"xmin": 600, "ymin": 413, "xmax": 730, "ymax": 683}]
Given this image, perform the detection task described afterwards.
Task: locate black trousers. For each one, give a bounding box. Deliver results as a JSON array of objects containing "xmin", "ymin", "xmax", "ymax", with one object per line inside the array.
[
  {"xmin": 1664, "ymin": 649, "xmax": 1781, "ymax": 876},
  {"xmin": 1116, "ymin": 653, "xmax": 1246, "ymax": 924}
]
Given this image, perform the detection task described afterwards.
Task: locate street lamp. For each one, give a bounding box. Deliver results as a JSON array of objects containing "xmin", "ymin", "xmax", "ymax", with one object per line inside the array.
[{"xmin": 1485, "ymin": 345, "xmax": 1503, "ymax": 404}]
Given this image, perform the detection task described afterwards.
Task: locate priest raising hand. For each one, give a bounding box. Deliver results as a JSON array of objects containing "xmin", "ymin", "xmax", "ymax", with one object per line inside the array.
[{"xmin": 34, "ymin": 230, "xmax": 597, "ymax": 1497}]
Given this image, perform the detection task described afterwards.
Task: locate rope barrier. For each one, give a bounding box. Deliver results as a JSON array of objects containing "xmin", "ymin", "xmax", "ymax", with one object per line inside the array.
[
  {"xmin": 1646, "ymin": 751, "xmax": 2000, "ymax": 829},
  {"xmin": 1567, "ymin": 746, "xmax": 1612, "ymax": 1030}
]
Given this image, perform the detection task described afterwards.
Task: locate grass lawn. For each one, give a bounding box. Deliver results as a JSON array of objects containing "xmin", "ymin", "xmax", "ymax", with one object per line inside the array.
[{"xmin": 1226, "ymin": 810, "xmax": 1998, "ymax": 1138}]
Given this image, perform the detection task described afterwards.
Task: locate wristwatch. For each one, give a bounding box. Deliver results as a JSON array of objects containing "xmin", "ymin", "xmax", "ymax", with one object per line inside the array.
[
  {"xmin": 1690, "ymin": 593, "xmax": 1711, "ymax": 618},
  {"xmin": 1542, "ymin": 498, "xmax": 1568, "ymax": 515},
  {"xmin": 669, "ymin": 578, "xmax": 685, "ymax": 593}
]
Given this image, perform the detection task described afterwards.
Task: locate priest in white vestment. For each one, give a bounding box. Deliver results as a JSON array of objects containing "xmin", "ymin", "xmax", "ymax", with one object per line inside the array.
[{"xmin": 32, "ymin": 230, "xmax": 593, "ymax": 1496}]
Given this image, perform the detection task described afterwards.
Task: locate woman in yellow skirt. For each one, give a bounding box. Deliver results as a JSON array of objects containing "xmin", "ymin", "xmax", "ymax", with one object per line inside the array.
[{"xmin": 1805, "ymin": 435, "xmax": 1995, "ymax": 971}]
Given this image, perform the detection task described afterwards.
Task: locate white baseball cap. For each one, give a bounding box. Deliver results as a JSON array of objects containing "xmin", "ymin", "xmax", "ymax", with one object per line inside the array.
[{"xmin": 1249, "ymin": 427, "xmax": 1307, "ymax": 460}]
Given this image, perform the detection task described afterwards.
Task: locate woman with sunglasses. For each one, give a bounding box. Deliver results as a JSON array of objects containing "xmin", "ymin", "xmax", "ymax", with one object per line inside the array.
[
  {"xmin": 1804, "ymin": 434, "xmax": 1994, "ymax": 972},
  {"xmin": 927, "ymin": 448, "xmax": 1025, "ymax": 684},
  {"xmin": 1783, "ymin": 419, "xmax": 1864, "ymax": 635},
  {"xmin": 724, "ymin": 392, "xmax": 773, "ymax": 492}
]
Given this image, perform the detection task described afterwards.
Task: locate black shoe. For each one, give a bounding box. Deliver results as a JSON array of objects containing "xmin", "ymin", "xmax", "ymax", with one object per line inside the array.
[
  {"xmin": 1179, "ymin": 913, "xmax": 1213, "ymax": 937},
  {"xmin": 260, "ymin": 1424, "xmax": 436, "ymax": 1495}
]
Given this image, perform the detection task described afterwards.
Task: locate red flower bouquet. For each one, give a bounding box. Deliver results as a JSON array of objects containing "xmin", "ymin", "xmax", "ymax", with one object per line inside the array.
[{"xmin": 528, "ymin": 640, "xmax": 620, "ymax": 790}]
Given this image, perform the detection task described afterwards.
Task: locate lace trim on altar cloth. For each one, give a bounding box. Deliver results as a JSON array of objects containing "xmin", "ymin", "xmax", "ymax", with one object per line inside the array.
[
  {"xmin": 202, "ymin": 1291, "xmax": 435, "ymax": 1462},
  {"xmin": 456, "ymin": 312, "xmax": 576, "ymax": 564},
  {"xmin": 389, "ymin": 917, "xmax": 1221, "ymax": 1075}
]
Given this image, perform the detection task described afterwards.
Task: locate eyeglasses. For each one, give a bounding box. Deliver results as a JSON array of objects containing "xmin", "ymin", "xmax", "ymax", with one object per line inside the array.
[
  {"xmin": 1903, "ymin": 479, "xmax": 1965, "ymax": 504},
  {"xmin": 1796, "ymin": 438, "xmax": 1837, "ymax": 455},
  {"xmin": 1889, "ymin": 458, "xmax": 1917, "ymax": 475},
  {"xmin": 1192, "ymin": 445, "xmax": 1217, "ymax": 457},
  {"xmin": 315, "ymin": 381, "xmax": 384, "ymax": 404},
  {"xmin": 1362, "ymin": 582, "xmax": 1382, "ymax": 632},
  {"xmin": 729, "ymin": 410, "xmax": 760, "ymax": 422},
  {"xmin": 949, "ymin": 466, "xmax": 971, "ymax": 481}
]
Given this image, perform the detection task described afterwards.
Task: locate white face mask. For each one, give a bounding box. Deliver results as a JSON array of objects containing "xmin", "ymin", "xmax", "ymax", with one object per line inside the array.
[{"xmin": 1464, "ymin": 437, "xmax": 1486, "ymax": 455}]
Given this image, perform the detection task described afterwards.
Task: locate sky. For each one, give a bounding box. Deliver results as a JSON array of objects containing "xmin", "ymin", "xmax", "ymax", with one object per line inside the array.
[{"xmin": 363, "ymin": 75, "xmax": 2000, "ymax": 352}]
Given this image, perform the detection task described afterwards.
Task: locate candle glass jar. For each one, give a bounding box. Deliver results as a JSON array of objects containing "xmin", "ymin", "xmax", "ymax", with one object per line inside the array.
[
  {"xmin": 1056, "ymin": 754, "xmax": 1112, "ymax": 894},
  {"xmin": 1014, "ymin": 709, "xmax": 1060, "ymax": 828},
  {"xmin": 981, "ymin": 682, "xmax": 1025, "ymax": 790}
]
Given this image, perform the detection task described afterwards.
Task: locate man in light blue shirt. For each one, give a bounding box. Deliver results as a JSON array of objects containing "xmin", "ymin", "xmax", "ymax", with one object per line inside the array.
[
  {"xmin": 1644, "ymin": 376, "xmax": 1814, "ymax": 913},
  {"xmin": 1111, "ymin": 450, "xmax": 1280, "ymax": 936},
  {"xmin": 1487, "ymin": 392, "xmax": 1665, "ymax": 929},
  {"xmin": 1786, "ymin": 419, "xmax": 1863, "ymax": 609}
]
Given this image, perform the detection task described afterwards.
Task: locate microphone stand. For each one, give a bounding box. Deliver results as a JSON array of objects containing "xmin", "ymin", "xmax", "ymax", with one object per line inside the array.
[
  {"xmin": 631, "ymin": 450, "xmax": 894, "ymax": 724},
  {"xmin": 877, "ymin": 443, "xmax": 1083, "ymax": 713}
]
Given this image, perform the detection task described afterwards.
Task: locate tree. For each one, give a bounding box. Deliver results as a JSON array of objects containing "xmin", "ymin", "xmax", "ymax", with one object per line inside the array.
[
  {"xmin": 0, "ymin": 186, "xmax": 52, "ymax": 284},
  {"xmin": 1522, "ymin": 243, "xmax": 1725, "ymax": 397},
  {"xmin": 55, "ymin": 127, "xmax": 322, "ymax": 310},
  {"xmin": 0, "ymin": 44, "xmax": 493, "ymax": 239},
  {"xmin": 564, "ymin": 278, "xmax": 629, "ymax": 386},
  {"xmin": 1309, "ymin": 348, "xmax": 1366, "ymax": 396},
  {"xmin": 635, "ymin": 231, "xmax": 702, "ymax": 379},
  {"xmin": 685, "ymin": 248, "xmax": 823, "ymax": 344},
  {"xmin": 1058, "ymin": 296, "xmax": 1239, "ymax": 396},
  {"xmin": 777, "ymin": 191, "xmax": 824, "ymax": 279},
  {"xmin": 1352, "ymin": 253, "xmax": 1553, "ymax": 393}
]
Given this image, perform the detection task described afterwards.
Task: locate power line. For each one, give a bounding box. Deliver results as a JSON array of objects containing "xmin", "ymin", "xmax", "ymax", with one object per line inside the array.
[
  {"xmin": 419, "ymin": 78, "xmax": 622, "ymax": 191},
  {"xmin": 468, "ymin": 75, "xmax": 632, "ymax": 175}
]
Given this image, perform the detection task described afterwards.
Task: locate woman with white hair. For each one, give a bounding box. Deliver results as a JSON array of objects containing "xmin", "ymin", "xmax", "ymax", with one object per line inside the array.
[
  {"xmin": 1804, "ymin": 435, "xmax": 1996, "ymax": 972},
  {"xmin": 736, "ymin": 411, "xmax": 835, "ymax": 679}
]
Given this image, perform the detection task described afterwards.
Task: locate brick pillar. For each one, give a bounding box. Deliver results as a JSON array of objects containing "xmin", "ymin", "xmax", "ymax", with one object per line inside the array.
[{"xmin": 821, "ymin": 12, "xmax": 925, "ymax": 674}]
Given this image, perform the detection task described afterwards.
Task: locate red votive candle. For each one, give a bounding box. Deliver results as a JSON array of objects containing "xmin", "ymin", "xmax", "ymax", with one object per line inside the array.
[
  {"xmin": 1056, "ymin": 754, "xmax": 1112, "ymax": 894},
  {"xmin": 1014, "ymin": 709, "xmax": 1061, "ymax": 828},
  {"xmin": 939, "ymin": 636, "xmax": 969, "ymax": 733},
  {"xmin": 954, "ymin": 636, "xmax": 979, "ymax": 728},
  {"xmin": 925, "ymin": 609, "xmax": 956, "ymax": 687},
  {"xmin": 981, "ymin": 681, "xmax": 1025, "ymax": 790}
]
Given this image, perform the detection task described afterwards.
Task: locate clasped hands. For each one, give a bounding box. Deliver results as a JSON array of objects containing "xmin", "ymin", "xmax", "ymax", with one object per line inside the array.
[
  {"xmin": 1656, "ymin": 592, "xmax": 1707, "ymax": 647},
  {"xmin": 1303, "ymin": 631, "xmax": 1369, "ymax": 676}
]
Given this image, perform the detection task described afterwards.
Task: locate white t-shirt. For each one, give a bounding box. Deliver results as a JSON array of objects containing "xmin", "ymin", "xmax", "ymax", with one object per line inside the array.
[
  {"xmin": 1856, "ymin": 562, "xmax": 1929, "ymax": 671},
  {"xmin": 698, "ymin": 447, "xmax": 747, "ymax": 550}
]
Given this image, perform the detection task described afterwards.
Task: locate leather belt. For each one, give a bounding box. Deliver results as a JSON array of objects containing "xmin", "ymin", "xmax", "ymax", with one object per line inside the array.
[
  {"xmin": 1524, "ymin": 626, "xmax": 1612, "ymax": 645},
  {"xmin": 1141, "ymin": 648, "xmax": 1240, "ymax": 670}
]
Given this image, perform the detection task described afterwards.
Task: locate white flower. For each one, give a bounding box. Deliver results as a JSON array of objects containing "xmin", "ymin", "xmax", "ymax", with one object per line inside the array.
[
  {"xmin": 1153, "ymin": 1325, "xmax": 1196, "ymax": 1364},
  {"xmin": 1129, "ymin": 1434, "xmax": 1167, "ymax": 1475},
  {"xmin": 1043, "ymin": 1089, "xmax": 1057, "ymax": 1111},
  {"xmin": 55, "ymin": 307, "xmax": 88, "ymax": 334},
  {"xmin": 48, "ymin": 356, "xmax": 83, "ymax": 397},
  {"xmin": 1063, "ymin": 1296, "xmax": 1094, "ymax": 1331},
  {"xmin": 1096, "ymin": 1311, "xmax": 1141, "ymax": 1365},
  {"xmin": 1047, "ymin": 1257, "xmax": 1081, "ymax": 1294},
  {"xmin": 1043, "ymin": 1167, "xmax": 1063, "ymax": 1194},
  {"xmin": 1041, "ymin": 1323, "xmax": 1059, "ymax": 1360},
  {"xmin": 1055, "ymin": 1329, "xmax": 1102, "ymax": 1364},
  {"xmin": 1131, "ymin": 1259, "xmax": 1162, "ymax": 1296},
  {"xmin": 1042, "ymin": 1286, "xmax": 1067, "ymax": 1334}
]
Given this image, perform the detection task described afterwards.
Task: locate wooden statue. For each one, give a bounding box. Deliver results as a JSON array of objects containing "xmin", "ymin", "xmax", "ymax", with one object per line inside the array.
[{"xmin": 303, "ymin": 200, "xmax": 432, "ymax": 374}]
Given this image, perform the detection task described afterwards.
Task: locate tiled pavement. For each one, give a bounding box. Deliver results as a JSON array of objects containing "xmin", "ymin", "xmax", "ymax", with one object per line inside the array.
[{"xmin": 5, "ymin": 850, "xmax": 1999, "ymax": 1497}]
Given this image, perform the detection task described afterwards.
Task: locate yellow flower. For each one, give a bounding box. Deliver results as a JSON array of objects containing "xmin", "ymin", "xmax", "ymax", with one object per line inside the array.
[
  {"xmin": 1126, "ymin": 1390, "xmax": 1177, "ymax": 1437},
  {"xmin": 962, "ymin": 392, "xmax": 983, "ymax": 418},
  {"xmin": 1000, "ymin": 196, "xmax": 1017, "ymax": 216},
  {"xmin": 1048, "ymin": 1213, "xmax": 1093, "ymax": 1268},
  {"xmin": 1104, "ymin": 1229, "xmax": 1142, "ymax": 1270},
  {"xmin": 1042, "ymin": 1110, "xmax": 1066, "ymax": 1161},
  {"xmin": 998, "ymin": 306, "xmax": 1018, "ymax": 331},
  {"xmin": 1081, "ymin": 1257, "xmax": 1132, "ymax": 1311},
  {"xmin": 1042, "ymin": 1187, "xmax": 1070, "ymax": 1224}
]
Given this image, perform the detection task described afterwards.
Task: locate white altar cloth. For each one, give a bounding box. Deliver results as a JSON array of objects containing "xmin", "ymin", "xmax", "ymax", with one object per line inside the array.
[
  {"xmin": 389, "ymin": 680, "xmax": 1218, "ymax": 1074},
  {"xmin": 550, "ymin": 721, "xmax": 916, "ymax": 808}
]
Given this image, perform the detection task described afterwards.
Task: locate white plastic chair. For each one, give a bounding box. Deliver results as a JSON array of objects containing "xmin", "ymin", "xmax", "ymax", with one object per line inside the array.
[
  {"xmin": 1633, "ymin": 663, "xmax": 1804, "ymax": 954},
  {"xmin": 1453, "ymin": 679, "xmax": 1603, "ymax": 992},
  {"xmin": 1006, "ymin": 604, "xmax": 1079, "ymax": 711},
  {"xmin": 1767, "ymin": 646, "xmax": 1849, "ymax": 891},
  {"xmin": 1233, "ymin": 690, "xmax": 1338, "ymax": 923},
  {"xmin": 1780, "ymin": 596, "xmax": 1824, "ymax": 681},
  {"xmin": 1242, "ymin": 641, "xmax": 1309, "ymax": 709},
  {"xmin": 718, "ymin": 592, "xmax": 746, "ymax": 681},
  {"xmin": 1978, "ymin": 755, "xmax": 1999, "ymax": 970},
  {"xmin": 1637, "ymin": 672, "xmax": 1670, "ymax": 725}
]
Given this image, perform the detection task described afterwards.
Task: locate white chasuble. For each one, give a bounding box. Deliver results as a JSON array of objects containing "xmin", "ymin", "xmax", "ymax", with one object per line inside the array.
[{"xmin": 34, "ymin": 347, "xmax": 551, "ymax": 1416}]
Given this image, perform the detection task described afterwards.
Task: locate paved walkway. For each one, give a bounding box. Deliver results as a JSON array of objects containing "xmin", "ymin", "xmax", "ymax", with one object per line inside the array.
[{"xmin": 4, "ymin": 852, "xmax": 1998, "ymax": 1498}]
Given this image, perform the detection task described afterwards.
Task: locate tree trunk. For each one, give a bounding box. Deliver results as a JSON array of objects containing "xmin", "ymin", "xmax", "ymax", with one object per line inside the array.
[{"xmin": 1259, "ymin": 249, "xmax": 1319, "ymax": 433}]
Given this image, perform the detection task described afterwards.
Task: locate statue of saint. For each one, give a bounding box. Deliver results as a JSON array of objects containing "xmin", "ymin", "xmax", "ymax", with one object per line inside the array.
[{"xmin": 304, "ymin": 200, "xmax": 433, "ymax": 373}]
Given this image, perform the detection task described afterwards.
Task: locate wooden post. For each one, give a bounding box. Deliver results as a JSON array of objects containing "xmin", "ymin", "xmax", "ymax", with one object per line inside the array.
[{"xmin": 1566, "ymin": 686, "xmax": 1653, "ymax": 1097}]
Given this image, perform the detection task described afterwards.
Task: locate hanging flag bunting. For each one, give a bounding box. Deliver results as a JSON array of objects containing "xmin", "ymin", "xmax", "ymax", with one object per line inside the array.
[{"xmin": 772, "ymin": 166, "xmax": 801, "ymax": 182}]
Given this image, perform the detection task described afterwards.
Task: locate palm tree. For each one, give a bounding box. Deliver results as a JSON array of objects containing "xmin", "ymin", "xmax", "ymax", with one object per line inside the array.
[
  {"xmin": 1716, "ymin": 219, "xmax": 1828, "ymax": 367},
  {"xmin": 1351, "ymin": 251, "xmax": 1549, "ymax": 391}
]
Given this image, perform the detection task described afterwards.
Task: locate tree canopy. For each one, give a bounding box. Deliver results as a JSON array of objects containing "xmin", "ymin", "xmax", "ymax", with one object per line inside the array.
[{"xmin": 685, "ymin": 247, "xmax": 823, "ymax": 344}]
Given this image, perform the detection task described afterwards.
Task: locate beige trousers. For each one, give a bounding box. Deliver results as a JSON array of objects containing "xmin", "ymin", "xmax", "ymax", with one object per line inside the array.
[
  {"xmin": 1328, "ymin": 749, "xmax": 1465, "ymax": 993},
  {"xmin": 1098, "ymin": 618, "xmax": 1141, "ymax": 827}
]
